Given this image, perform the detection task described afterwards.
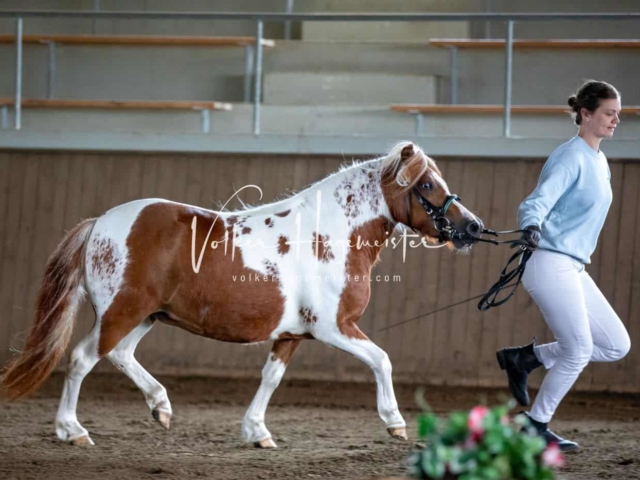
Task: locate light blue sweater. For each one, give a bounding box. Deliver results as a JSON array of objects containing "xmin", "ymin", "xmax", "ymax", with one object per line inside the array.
[{"xmin": 518, "ymin": 136, "xmax": 612, "ymax": 264}]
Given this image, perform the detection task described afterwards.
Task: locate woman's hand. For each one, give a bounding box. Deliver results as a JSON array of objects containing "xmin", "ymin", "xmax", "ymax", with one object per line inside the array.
[{"xmin": 512, "ymin": 225, "xmax": 541, "ymax": 249}]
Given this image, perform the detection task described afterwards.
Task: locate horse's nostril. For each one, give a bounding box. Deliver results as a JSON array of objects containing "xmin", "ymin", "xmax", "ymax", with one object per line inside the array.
[{"xmin": 466, "ymin": 220, "xmax": 481, "ymax": 237}]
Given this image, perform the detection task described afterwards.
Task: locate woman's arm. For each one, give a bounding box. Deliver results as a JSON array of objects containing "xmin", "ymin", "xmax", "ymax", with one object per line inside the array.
[{"xmin": 518, "ymin": 156, "xmax": 577, "ymax": 230}]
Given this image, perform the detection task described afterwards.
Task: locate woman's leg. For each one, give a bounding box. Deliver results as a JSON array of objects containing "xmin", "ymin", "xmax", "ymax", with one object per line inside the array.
[
  {"xmin": 536, "ymin": 271, "xmax": 630, "ymax": 367},
  {"xmin": 526, "ymin": 251, "xmax": 592, "ymax": 424}
]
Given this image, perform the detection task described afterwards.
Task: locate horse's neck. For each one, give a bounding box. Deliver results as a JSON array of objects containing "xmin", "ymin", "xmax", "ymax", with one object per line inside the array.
[
  {"xmin": 324, "ymin": 164, "xmax": 395, "ymax": 266},
  {"xmin": 315, "ymin": 159, "xmax": 389, "ymax": 222}
]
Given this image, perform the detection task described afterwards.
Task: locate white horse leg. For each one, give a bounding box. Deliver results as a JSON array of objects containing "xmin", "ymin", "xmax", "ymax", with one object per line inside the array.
[
  {"xmin": 242, "ymin": 339, "xmax": 301, "ymax": 448},
  {"xmin": 316, "ymin": 326, "xmax": 407, "ymax": 439},
  {"xmin": 106, "ymin": 319, "xmax": 172, "ymax": 429},
  {"xmin": 55, "ymin": 322, "xmax": 101, "ymax": 445}
]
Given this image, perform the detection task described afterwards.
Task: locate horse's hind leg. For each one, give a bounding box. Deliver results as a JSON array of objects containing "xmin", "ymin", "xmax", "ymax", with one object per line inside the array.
[
  {"xmin": 106, "ymin": 318, "xmax": 172, "ymax": 429},
  {"xmin": 56, "ymin": 294, "xmax": 155, "ymax": 445},
  {"xmin": 315, "ymin": 324, "xmax": 407, "ymax": 440},
  {"xmin": 55, "ymin": 322, "xmax": 102, "ymax": 445},
  {"xmin": 242, "ymin": 339, "xmax": 302, "ymax": 448}
]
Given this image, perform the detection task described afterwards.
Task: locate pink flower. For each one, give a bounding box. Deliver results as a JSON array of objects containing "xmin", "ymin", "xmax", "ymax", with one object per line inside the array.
[
  {"xmin": 542, "ymin": 443, "xmax": 565, "ymax": 468},
  {"xmin": 468, "ymin": 406, "xmax": 490, "ymax": 440}
]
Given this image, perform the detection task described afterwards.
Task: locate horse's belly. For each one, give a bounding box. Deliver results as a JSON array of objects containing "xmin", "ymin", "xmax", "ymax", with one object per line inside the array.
[{"xmin": 166, "ymin": 285, "xmax": 286, "ymax": 344}]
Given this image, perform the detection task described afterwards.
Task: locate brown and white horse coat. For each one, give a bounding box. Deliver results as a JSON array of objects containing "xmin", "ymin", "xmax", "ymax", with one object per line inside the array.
[{"xmin": 0, "ymin": 142, "xmax": 481, "ymax": 448}]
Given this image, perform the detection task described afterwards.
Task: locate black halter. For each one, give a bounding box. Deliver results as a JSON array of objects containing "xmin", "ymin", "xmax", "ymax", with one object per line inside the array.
[{"xmin": 405, "ymin": 187, "xmax": 460, "ymax": 242}]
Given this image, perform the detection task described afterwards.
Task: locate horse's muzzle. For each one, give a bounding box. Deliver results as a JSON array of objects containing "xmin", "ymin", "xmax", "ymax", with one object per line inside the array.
[{"xmin": 451, "ymin": 218, "xmax": 484, "ymax": 248}]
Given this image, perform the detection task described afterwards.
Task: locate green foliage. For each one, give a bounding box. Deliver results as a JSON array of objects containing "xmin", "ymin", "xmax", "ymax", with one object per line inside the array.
[{"xmin": 408, "ymin": 402, "xmax": 562, "ymax": 480}]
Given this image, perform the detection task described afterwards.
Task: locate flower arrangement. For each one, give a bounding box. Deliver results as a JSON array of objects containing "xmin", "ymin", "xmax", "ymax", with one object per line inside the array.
[{"xmin": 408, "ymin": 401, "xmax": 564, "ymax": 480}]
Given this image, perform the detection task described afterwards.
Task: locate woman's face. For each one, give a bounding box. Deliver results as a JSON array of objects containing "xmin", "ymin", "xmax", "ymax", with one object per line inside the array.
[{"xmin": 582, "ymin": 97, "xmax": 621, "ymax": 138}]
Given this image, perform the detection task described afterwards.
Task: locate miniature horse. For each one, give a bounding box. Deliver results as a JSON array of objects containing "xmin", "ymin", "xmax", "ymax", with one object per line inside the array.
[{"xmin": 0, "ymin": 142, "xmax": 483, "ymax": 448}]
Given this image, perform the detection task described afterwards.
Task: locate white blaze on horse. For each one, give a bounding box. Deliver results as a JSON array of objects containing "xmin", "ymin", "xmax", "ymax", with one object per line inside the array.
[{"xmin": 0, "ymin": 142, "xmax": 483, "ymax": 448}]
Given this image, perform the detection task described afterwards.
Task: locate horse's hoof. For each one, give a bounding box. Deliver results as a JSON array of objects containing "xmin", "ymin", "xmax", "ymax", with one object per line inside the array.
[
  {"xmin": 152, "ymin": 409, "xmax": 171, "ymax": 430},
  {"xmin": 387, "ymin": 427, "xmax": 408, "ymax": 440},
  {"xmin": 253, "ymin": 438, "xmax": 277, "ymax": 449},
  {"xmin": 71, "ymin": 435, "xmax": 95, "ymax": 446}
]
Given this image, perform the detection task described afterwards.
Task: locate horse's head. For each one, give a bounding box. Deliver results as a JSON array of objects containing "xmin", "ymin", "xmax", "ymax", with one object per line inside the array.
[{"xmin": 381, "ymin": 142, "xmax": 483, "ymax": 250}]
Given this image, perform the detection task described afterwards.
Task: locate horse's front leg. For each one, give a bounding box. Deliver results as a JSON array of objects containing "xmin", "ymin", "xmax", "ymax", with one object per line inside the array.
[
  {"xmin": 242, "ymin": 339, "xmax": 302, "ymax": 448},
  {"xmin": 315, "ymin": 323, "xmax": 407, "ymax": 439}
]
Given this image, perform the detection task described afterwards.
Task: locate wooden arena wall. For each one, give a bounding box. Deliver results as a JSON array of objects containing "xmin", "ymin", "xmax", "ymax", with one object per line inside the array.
[{"xmin": 0, "ymin": 150, "xmax": 638, "ymax": 393}]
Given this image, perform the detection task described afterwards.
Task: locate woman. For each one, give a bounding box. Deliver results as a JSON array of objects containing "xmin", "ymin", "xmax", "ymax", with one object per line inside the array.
[{"xmin": 496, "ymin": 80, "xmax": 631, "ymax": 452}]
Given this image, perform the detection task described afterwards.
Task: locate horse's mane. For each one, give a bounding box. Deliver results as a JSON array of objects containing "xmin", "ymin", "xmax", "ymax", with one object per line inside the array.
[{"xmin": 219, "ymin": 141, "xmax": 437, "ymax": 216}]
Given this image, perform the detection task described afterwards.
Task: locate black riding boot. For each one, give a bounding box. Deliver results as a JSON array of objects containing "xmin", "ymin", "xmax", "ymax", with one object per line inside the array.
[
  {"xmin": 523, "ymin": 412, "xmax": 579, "ymax": 452},
  {"xmin": 496, "ymin": 339, "xmax": 542, "ymax": 406}
]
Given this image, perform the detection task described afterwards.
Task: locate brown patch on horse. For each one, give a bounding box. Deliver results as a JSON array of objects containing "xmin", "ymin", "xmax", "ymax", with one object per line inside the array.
[
  {"xmin": 277, "ymin": 235, "xmax": 290, "ymax": 256},
  {"xmin": 98, "ymin": 203, "xmax": 286, "ymax": 356},
  {"xmin": 312, "ymin": 233, "xmax": 335, "ymax": 263},
  {"xmin": 269, "ymin": 339, "xmax": 303, "ymax": 365},
  {"xmin": 98, "ymin": 293, "xmax": 157, "ymax": 356},
  {"xmin": 336, "ymin": 217, "xmax": 393, "ymax": 340},
  {"xmin": 299, "ymin": 307, "xmax": 318, "ymax": 325},
  {"xmin": 91, "ymin": 237, "xmax": 116, "ymax": 276},
  {"xmin": 242, "ymin": 227, "xmax": 252, "ymax": 235},
  {"xmin": 265, "ymin": 217, "xmax": 274, "ymax": 228},
  {"xmin": 90, "ymin": 237, "xmax": 117, "ymax": 296},
  {"xmin": 275, "ymin": 210, "xmax": 290, "ymax": 218}
]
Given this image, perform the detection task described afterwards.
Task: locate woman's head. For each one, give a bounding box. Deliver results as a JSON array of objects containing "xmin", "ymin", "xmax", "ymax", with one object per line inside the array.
[{"xmin": 568, "ymin": 80, "xmax": 621, "ymax": 138}]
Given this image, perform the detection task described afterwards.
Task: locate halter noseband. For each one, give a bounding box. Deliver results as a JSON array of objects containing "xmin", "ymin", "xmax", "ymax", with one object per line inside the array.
[{"xmin": 405, "ymin": 188, "xmax": 461, "ymax": 242}]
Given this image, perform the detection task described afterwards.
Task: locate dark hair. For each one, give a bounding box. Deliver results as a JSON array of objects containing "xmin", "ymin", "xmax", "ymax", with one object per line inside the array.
[{"xmin": 568, "ymin": 80, "xmax": 620, "ymax": 125}]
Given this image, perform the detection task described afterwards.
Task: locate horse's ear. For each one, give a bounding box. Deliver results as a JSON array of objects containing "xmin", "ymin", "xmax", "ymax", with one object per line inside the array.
[{"xmin": 400, "ymin": 144, "xmax": 414, "ymax": 162}]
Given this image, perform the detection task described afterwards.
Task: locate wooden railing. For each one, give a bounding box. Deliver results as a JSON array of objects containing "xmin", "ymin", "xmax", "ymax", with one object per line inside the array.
[
  {"xmin": 0, "ymin": 34, "xmax": 275, "ymax": 47},
  {"xmin": 429, "ymin": 39, "xmax": 640, "ymax": 49},
  {"xmin": 0, "ymin": 97, "xmax": 233, "ymax": 133},
  {"xmin": 390, "ymin": 103, "xmax": 640, "ymax": 135}
]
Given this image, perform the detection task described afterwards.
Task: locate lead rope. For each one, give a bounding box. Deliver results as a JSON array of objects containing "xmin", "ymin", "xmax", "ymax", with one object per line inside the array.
[
  {"xmin": 378, "ymin": 228, "xmax": 532, "ymax": 333},
  {"xmin": 477, "ymin": 243, "xmax": 532, "ymax": 311}
]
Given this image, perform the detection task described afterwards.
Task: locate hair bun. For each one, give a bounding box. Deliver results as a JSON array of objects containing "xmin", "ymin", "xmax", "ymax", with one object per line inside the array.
[{"xmin": 567, "ymin": 95, "xmax": 577, "ymax": 109}]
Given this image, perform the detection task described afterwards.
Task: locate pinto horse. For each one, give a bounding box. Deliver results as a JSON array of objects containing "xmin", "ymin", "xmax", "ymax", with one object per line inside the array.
[{"xmin": 0, "ymin": 141, "xmax": 483, "ymax": 448}]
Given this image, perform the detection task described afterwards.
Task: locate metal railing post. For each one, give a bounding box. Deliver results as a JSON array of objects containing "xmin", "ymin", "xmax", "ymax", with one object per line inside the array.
[
  {"xmin": 284, "ymin": 0, "xmax": 294, "ymax": 40},
  {"xmin": 92, "ymin": 0, "xmax": 100, "ymax": 34},
  {"xmin": 450, "ymin": 46, "xmax": 458, "ymax": 104},
  {"xmin": 484, "ymin": 0, "xmax": 492, "ymax": 38},
  {"xmin": 252, "ymin": 20, "xmax": 264, "ymax": 135},
  {"xmin": 415, "ymin": 113, "xmax": 424, "ymax": 136},
  {"xmin": 200, "ymin": 109, "xmax": 211, "ymax": 134},
  {"xmin": 243, "ymin": 45, "xmax": 254, "ymax": 103},
  {"xmin": 15, "ymin": 17, "xmax": 23, "ymax": 130},
  {"xmin": 503, "ymin": 20, "xmax": 514, "ymax": 138},
  {"xmin": 47, "ymin": 41, "xmax": 56, "ymax": 99}
]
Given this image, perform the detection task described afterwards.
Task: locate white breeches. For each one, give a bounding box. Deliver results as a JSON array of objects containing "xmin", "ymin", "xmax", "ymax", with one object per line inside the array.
[{"xmin": 524, "ymin": 249, "xmax": 630, "ymax": 423}]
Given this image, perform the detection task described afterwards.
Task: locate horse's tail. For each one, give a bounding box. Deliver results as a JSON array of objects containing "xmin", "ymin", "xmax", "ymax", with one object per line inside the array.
[{"xmin": 0, "ymin": 218, "xmax": 96, "ymax": 400}]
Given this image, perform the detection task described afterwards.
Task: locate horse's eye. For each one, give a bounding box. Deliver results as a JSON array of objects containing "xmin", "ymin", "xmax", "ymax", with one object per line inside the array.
[{"xmin": 420, "ymin": 183, "xmax": 433, "ymax": 191}]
